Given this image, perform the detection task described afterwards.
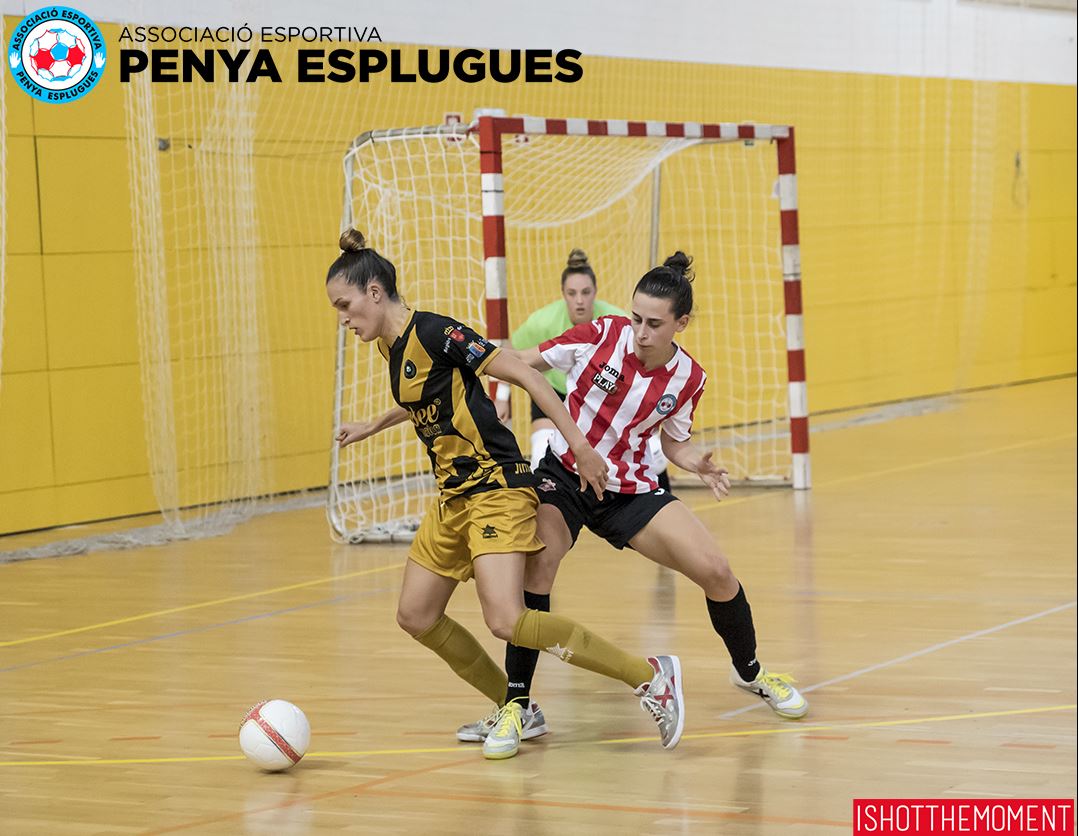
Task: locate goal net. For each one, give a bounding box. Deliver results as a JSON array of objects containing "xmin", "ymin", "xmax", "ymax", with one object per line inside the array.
[{"xmin": 331, "ymin": 115, "xmax": 809, "ymax": 543}]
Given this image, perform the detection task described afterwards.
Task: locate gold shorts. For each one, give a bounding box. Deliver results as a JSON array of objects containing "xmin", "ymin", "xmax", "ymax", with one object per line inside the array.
[{"xmin": 408, "ymin": 487, "xmax": 545, "ymax": 582}]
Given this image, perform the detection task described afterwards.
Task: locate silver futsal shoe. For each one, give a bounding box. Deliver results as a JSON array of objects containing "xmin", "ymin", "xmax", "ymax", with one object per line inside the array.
[
  {"xmin": 457, "ymin": 700, "xmax": 548, "ymax": 742},
  {"xmin": 634, "ymin": 655, "xmax": 685, "ymax": 749}
]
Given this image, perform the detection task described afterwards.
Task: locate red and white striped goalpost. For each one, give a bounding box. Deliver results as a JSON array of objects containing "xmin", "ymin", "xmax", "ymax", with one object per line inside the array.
[{"xmin": 476, "ymin": 114, "xmax": 811, "ymax": 490}]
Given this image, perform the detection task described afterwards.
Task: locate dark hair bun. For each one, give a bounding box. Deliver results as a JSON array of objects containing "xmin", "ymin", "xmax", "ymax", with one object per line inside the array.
[
  {"xmin": 339, "ymin": 228, "xmax": 367, "ymax": 253},
  {"xmin": 566, "ymin": 248, "xmax": 591, "ymax": 270},
  {"xmin": 663, "ymin": 251, "xmax": 694, "ymax": 282}
]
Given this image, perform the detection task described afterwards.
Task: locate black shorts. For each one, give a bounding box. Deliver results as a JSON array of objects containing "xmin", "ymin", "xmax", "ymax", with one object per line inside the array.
[
  {"xmin": 529, "ymin": 390, "xmax": 566, "ymax": 424},
  {"xmin": 533, "ymin": 448, "xmax": 678, "ymax": 550}
]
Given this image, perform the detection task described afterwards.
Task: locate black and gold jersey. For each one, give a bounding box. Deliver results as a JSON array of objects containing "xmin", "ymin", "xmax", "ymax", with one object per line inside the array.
[{"xmin": 377, "ymin": 310, "xmax": 534, "ymax": 499}]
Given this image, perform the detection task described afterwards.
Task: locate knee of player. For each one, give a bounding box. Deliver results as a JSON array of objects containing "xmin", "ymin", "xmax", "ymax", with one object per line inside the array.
[
  {"xmin": 396, "ymin": 607, "xmax": 432, "ymax": 637},
  {"xmin": 703, "ymin": 552, "xmax": 735, "ymax": 587},
  {"xmin": 524, "ymin": 548, "xmax": 563, "ymax": 588},
  {"xmin": 483, "ymin": 610, "xmax": 521, "ymax": 642}
]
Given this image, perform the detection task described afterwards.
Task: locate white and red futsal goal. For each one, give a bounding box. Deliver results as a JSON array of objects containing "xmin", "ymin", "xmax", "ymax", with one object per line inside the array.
[{"xmin": 330, "ymin": 113, "xmax": 809, "ymax": 543}]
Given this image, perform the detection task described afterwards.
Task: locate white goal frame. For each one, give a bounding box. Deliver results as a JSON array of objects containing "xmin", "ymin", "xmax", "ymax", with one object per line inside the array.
[{"xmin": 330, "ymin": 114, "xmax": 810, "ymax": 543}]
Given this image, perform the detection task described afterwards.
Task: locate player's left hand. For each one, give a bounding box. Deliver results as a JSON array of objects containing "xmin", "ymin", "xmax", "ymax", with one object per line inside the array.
[
  {"xmin": 696, "ymin": 451, "xmax": 731, "ymax": 501},
  {"xmin": 572, "ymin": 444, "xmax": 608, "ymax": 501}
]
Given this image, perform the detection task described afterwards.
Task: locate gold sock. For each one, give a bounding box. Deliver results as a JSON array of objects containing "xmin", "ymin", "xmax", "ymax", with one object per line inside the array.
[
  {"xmin": 413, "ymin": 614, "xmax": 507, "ymax": 705},
  {"xmin": 511, "ymin": 609, "xmax": 653, "ymax": 689}
]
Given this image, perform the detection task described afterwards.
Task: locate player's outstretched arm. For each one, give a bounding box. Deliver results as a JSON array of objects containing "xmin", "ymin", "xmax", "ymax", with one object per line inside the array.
[
  {"xmin": 497, "ymin": 346, "xmax": 551, "ymax": 372},
  {"xmin": 336, "ymin": 406, "xmax": 410, "ymax": 448},
  {"xmin": 491, "ymin": 348, "xmax": 551, "ymax": 422},
  {"xmin": 660, "ymin": 431, "xmax": 731, "ymax": 501},
  {"xmin": 484, "ymin": 350, "xmax": 607, "ymax": 499}
]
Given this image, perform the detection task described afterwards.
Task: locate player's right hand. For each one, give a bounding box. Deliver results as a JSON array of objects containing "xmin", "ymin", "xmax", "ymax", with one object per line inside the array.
[
  {"xmin": 336, "ymin": 421, "xmax": 376, "ymax": 448},
  {"xmin": 573, "ymin": 445, "xmax": 608, "ymax": 501}
]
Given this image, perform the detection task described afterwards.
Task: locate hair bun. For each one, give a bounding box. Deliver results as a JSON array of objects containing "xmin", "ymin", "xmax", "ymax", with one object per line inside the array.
[
  {"xmin": 662, "ymin": 251, "xmax": 694, "ymax": 282},
  {"xmin": 566, "ymin": 248, "xmax": 591, "ymax": 270},
  {"xmin": 339, "ymin": 228, "xmax": 367, "ymax": 253}
]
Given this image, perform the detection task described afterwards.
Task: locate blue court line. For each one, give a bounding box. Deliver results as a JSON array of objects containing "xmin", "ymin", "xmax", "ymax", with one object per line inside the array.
[{"xmin": 0, "ymin": 589, "xmax": 386, "ymax": 675}]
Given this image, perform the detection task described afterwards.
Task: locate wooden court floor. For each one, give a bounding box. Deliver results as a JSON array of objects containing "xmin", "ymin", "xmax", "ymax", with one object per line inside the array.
[{"xmin": 1, "ymin": 378, "xmax": 1075, "ymax": 834}]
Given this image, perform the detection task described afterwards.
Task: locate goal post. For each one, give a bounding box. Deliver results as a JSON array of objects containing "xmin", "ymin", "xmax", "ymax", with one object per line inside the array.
[{"xmin": 330, "ymin": 113, "xmax": 810, "ymax": 543}]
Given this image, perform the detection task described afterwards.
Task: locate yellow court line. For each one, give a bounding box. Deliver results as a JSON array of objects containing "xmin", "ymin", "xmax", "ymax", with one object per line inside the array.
[
  {"xmin": 4, "ymin": 432, "xmax": 1073, "ymax": 649},
  {"xmin": 1, "ymin": 704, "xmax": 1072, "ymax": 767},
  {"xmin": 603, "ymin": 703, "xmax": 1078, "ymax": 745},
  {"xmin": 0, "ymin": 563, "xmax": 400, "ymax": 649},
  {"xmin": 685, "ymin": 432, "xmax": 1076, "ymax": 514},
  {"xmin": 820, "ymin": 432, "xmax": 1077, "ymax": 489}
]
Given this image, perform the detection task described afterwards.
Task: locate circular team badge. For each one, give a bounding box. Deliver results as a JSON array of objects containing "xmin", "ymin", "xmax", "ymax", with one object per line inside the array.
[
  {"xmin": 8, "ymin": 6, "xmax": 106, "ymax": 104},
  {"xmin": 656, "ymin": 394, "xmax": 677, "ymax": 415}
]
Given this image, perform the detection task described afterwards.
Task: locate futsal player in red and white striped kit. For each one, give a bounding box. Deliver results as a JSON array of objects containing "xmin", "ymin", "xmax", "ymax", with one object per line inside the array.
[{"xmin": 458, "ymin": 252, "xmax": 808, "ymax": 751}]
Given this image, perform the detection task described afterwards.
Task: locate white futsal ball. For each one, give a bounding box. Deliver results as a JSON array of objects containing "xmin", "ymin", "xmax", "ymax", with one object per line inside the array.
[{"xmin": 239, "ymin": 699, "xmax": 310, "ymax": 771}]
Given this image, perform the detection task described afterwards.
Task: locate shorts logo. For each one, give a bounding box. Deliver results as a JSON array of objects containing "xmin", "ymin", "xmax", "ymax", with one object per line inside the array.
[
  {"xmin": 443, "ymin": 325, "xmax": 466, "ymax": 343},
  {"xmin": 8, "ymin": 7, "xmax": 107, "ymax": 104},
  {"xmin": 656, "ymin": 394, "xmax": 677, "ymax": 415},
  {"xmin": 403, "ymin": 360, "xmax": 417, "ymax": 379},
  {"xmin": 481, "ymin": 524, "xmax": 498, "ymax": 539},
  {"xmin": 538, "ymin": 477, "xmax": 557, "ymax": 493}
]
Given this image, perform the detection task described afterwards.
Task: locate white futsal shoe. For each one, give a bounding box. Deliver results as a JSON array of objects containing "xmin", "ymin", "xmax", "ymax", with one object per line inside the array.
[
  {"xmin": 457, "ymin": 700, "xmax": 548, "ymax": 742},
  {"xmin": 730, "ymin": 666, "xmax": 808, "ymax": 718}
]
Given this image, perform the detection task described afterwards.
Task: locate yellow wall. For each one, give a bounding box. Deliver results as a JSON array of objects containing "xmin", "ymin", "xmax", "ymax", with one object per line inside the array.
[{"xmin": 1, "ymin": 27, "xmax": 1075, "ymax": 533}]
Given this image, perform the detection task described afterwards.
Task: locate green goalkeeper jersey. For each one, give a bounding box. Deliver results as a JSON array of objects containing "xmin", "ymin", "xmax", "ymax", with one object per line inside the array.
[{"xmin": 511, "ymin": 298, "xmax": 626, "ymax": 395}]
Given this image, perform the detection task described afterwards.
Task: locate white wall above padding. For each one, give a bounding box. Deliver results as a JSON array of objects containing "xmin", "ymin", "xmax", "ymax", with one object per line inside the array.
[{"xmin": 1, "ymin": 0, "xmax": 1074, "ymax": 84}]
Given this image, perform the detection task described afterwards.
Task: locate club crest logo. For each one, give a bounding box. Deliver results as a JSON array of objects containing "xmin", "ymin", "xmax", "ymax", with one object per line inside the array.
[
  {"xmin": 443, "ymin": 325, "xmax": 466, "ymax": 343},
  {"xmin": 656, "ymin": 394, "xmax": 677, "ymax": 415},
  {"xmin": 8, "ymin": 7, "xmax": 106, "ymax": 104}
]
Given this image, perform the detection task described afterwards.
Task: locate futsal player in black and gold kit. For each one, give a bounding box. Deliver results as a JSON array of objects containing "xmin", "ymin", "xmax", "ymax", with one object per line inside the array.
[{"xmin": 327, "ymin": 229, "xmax": 685, "ymax": 759}]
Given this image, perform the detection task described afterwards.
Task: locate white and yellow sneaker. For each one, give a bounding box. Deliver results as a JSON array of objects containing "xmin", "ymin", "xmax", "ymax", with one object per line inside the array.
[
  {"xmin": 482, "ymin": 701, "xmax": 524, "ymax": 760},
  {"xmin": 730, "ymin": 667, "xmax": 808, "ymax": 718},
  {"xmin": 457, "ymin": 700, "xmax": 548, "ymax": 742}
]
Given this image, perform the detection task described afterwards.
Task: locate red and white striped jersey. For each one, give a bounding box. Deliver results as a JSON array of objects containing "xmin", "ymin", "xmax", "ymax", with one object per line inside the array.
[{"xmin": 539, "ymin": 315, "xmax": 706, "ymax": 494}]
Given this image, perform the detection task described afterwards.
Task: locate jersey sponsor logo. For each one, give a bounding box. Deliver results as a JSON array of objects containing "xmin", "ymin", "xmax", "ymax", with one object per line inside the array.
[
  {"xmin": 408, "ymin": 402, "xmax": 441, "ymax": 427},
  {"xmin": 514, "ymin": 463, "xmax": 531, "ymax": 474},
  {"xmin": 591, "ymin": 362, "xmax": 625, "ymax": 395},
  {"xmin": 403, "ymin": 359, "xmax": 417, "ymax": 379},
  {"xmin": 656, "ymin": 393, "xmax": 677, "ymax": 415},
  {"xmin": 464, "ymin": 340, "xmax": 490, "ymax": 365},
  {"xmin": 444, "ymin": 325, "xmax": 466, "ymax": 343}
]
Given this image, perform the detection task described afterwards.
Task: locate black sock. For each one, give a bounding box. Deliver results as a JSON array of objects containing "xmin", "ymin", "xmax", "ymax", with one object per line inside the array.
[
  {"xmin": 706, "ymin": 584, "xmax": 760, "ymax": 682},
  {"xmin": 657, "ymin": 469, "xmax": 673, "ymax": 494},
  {"xmin": 504, "ymin": 591, "xmax": 550, "ymax": 704}
]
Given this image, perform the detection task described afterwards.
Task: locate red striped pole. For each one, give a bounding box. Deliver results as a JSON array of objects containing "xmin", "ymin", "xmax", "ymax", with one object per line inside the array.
[
  {"xmin": 776, "ymin": 128, "xmax": 811, "ymax": 489},
  {"xmin": 478, "ymin": 116, "xmax": 509, "ymax": 400}
]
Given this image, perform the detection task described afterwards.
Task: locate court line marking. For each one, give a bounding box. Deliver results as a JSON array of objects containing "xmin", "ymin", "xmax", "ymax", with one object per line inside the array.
[
  {"xmin": 1, "ymin": 703, "xmax": 1071, "ymax": 767},
  {"xmin": 142, "ymin": 754, "xmax": 479, "ymax": 836},
  {"xmin": 0, "ymin": 592, "xmax": 376, "ymax": 674},
  {"xmin": 3, "ymin": 432, "xmax": 1072, "ymax": 650},
  {"xmin": 0, "ymin": 563, "xmax": 400, "ymax": 649},
  {"xmin": 358, "ymin": 787, "xmax": 851, "ymax": 829},
  {"xmin": 684, "ymin": 431, "xmax": 1076, "ymax": 514},
  {"xmin": 719, "ymin": 600, "xmax": 1077, "ymax": 719}
]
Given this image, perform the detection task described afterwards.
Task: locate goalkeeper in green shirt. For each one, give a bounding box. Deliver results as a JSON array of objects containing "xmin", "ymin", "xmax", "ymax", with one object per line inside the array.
[{"xmin": 494, "ymin": 248, "xmax": 671, "ymax": 491}]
